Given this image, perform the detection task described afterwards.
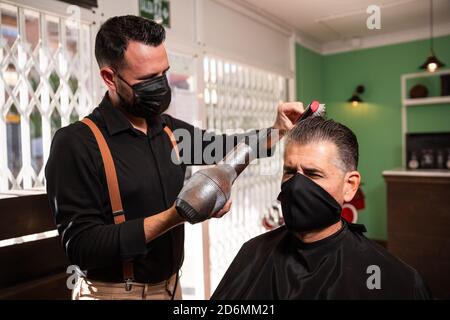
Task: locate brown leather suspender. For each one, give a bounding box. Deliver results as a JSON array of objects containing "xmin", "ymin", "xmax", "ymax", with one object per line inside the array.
[
  {"xmin": 81, "ymin": 118, "xmax": 179, "ymax": 290},
  {"xmin": 81, "ymin": 118, "xmax": 134, "ymax": 288},
  {"xmin": 82, "ymin": 119, "xmax": 125, "ymax": 222},
  {"xmin": 163, "ymin": 126, "xmax": 180, "ymax": 162}
]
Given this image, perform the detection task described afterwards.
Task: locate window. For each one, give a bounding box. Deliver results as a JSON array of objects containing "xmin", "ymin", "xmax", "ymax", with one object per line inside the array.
[
  {"xmin": 0, "ymin": 2, "xmax": 96, "ymax": 191},
  {"xmin": 203, "ymin": 56, "xmax": 288, "ymax": 292}
]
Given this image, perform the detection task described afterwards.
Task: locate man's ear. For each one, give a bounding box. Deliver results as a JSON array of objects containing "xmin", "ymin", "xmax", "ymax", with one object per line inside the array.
[
  {"xmin": 100, "ymin": 67, "xmax": 116, "ymax": 91},
  {"xmin": 343, "ymin": 170, "xmax": 361, "ymax": 203}
]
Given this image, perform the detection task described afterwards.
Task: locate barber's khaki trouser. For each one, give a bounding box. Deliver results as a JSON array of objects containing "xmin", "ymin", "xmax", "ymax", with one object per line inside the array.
[{"xmin": 72, "ymin": 274, "xmax": 182, "ymax": 300}]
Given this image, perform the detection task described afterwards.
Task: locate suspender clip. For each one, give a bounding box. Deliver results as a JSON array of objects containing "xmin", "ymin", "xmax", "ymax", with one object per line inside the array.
[{"xmin": 125, "ymin": 278, "xmax": 133, "ymax": 291}]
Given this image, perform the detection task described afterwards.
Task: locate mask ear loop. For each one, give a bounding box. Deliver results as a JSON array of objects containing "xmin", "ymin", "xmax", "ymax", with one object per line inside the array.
[{"xmin": 113, "ymin": 69, "xmax": 138, "ymax": 106}]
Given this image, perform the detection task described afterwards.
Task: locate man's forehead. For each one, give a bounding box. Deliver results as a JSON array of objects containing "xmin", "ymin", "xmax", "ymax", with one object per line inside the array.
[
  {"xmin": 284, "ymin": 141, "xmax": 338, "ymax": 168},
  {"xmin": 123, "ymin": 41, "xmax": 169, "ymax": 75}
]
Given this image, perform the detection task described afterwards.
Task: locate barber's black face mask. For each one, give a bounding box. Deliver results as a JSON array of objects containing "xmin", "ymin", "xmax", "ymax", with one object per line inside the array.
[
  {"xmin": 277, "ymin": 173, "xmax": 342, "ymax": 232},
  {"xmin": 116, "ymin": 73, "xmax": 171, "ymax": 119}
]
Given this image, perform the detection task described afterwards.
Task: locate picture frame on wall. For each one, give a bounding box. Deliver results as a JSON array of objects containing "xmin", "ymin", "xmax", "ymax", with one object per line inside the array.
[{"xmin": 139, "ymin": 0, "xmax": 171, "ymax": 28}]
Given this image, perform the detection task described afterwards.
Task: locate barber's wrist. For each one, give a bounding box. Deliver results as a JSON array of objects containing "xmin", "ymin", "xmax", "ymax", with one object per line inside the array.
[
  {"xmin": 270, "ymin": 126, "xmax": 287, "ymax": 140},
  {"xmin": 271, "ymin": 124, "xmax": 286, "ymax": 138},
  {"xmin": 171, "ymin": 204, "xmax": 186, "ymax": 225}
]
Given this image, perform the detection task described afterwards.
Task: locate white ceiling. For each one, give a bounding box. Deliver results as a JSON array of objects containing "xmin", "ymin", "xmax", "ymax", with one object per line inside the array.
[{"xmin": 234, "ymin": 0, "xmax": 450, "ymax": 53}]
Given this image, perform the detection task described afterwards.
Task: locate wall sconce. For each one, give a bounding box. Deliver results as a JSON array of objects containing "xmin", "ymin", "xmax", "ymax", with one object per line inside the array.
[{"xmin": 348, "ymin": 85, "xmax": 365, "ymax": 107}]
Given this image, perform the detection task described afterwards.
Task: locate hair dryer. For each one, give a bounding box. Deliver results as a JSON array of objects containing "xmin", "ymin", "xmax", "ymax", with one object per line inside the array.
[{"xmin": 175, "ymin": 100, "xmax": 326, "ymax": 224}]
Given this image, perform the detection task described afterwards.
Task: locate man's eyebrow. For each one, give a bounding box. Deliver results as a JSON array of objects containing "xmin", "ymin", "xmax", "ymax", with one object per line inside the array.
[
  {"xmin": 136, "ymin": 66, "xmax": 170, "ymax": 80},
  {"xmin": 302, "ymin": 166, "xmax": 325, "ymax": 175},
  {"xmin": 283, "ymin": 165, "xmax": 297, "ymax": 172}
]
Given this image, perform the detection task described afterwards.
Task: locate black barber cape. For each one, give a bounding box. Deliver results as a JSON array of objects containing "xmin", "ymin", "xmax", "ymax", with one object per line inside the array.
[{"xmin": 211, "ymin": 221, "xmax": 431, "ymax": 300}]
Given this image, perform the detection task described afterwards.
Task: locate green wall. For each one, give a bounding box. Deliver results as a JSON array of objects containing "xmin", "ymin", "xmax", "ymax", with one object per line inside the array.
[
  {"xmin": 296, "ymin": 35, "xmax": 450, "ymax": 240},
  {"xmin": 296, "ymin": 45, "xmax": 324, "ymax": 103}
]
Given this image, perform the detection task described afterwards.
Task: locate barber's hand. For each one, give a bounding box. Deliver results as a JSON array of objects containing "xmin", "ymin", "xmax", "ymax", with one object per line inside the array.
[
  {"xmin": 211, "ymin": 200, "xmax": 232, "ymax": 219},
  {"xmin": 272, "ymin": 102, "xmax": 304, "ymax": 137}
]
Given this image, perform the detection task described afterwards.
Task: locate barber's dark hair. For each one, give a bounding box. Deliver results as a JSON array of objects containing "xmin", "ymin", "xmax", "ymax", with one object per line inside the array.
[
  {"xmin": 286, "ymin": 117, "xmax": 359, "ymax": 172},
  {"xmin": 95, "ymin": 15, "xmax": 165, "ymax": 69}
]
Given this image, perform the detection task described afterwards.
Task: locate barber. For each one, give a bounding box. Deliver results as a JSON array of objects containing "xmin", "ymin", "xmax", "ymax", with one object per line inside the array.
[{"xmin": 45, "ymin": 15, "xmax": 303, "ymax": 300}]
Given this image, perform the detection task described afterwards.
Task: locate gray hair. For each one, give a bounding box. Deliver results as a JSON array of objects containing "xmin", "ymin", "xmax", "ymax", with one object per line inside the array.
[{"xmin": 286, "ymin": 117, "xmax": 359, "ymax": 172}]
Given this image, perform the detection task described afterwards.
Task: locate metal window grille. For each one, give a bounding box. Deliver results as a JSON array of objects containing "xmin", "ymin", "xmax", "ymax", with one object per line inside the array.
[
  {"xmin": 0, "ymin": 2, "xmax": 96, "ymax": 191},
  {"xmin": 203, "ymin": 56, "xmax": 287, "ymax": 292}
]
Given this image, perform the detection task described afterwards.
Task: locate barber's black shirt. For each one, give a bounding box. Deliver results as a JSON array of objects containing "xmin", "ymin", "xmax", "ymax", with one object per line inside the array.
[{"xmin": 45, "ymin": 93, "xmax": 272, "ymax": 283}]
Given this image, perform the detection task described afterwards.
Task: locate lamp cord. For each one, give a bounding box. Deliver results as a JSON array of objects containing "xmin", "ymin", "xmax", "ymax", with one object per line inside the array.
[{"xmin": 430, "ymin": 0, "xmax": 434, "ymax": 53}]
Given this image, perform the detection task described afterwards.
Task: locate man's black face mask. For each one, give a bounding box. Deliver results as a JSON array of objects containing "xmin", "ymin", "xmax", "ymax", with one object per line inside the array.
[
  {"xmin": 116, "ymin": 73, "xmax": 171, "ymax": 119},
  {"xmin": 277, "ymin": 173, "xmax": 342, "ymax": 232}
]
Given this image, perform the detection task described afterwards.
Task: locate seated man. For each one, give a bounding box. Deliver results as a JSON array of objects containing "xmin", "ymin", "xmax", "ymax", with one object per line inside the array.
[{"xmin": 211, "ymin": 117, "xmax": 431, "ymax": 300}]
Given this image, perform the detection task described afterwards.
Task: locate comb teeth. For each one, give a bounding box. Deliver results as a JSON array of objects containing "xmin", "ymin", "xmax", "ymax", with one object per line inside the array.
[{"xmin": 313, "ymin": 104, "xmax": 326, "ymax": 117}]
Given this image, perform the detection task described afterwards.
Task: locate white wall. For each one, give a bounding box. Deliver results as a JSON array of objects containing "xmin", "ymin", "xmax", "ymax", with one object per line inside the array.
[
  {"xmin": 11, "ymin": 0, "xmax": 294, "ymax": 76},
  {"xmin": 202, "ymin": 0, "xmax": 291, "ymax": 77}
]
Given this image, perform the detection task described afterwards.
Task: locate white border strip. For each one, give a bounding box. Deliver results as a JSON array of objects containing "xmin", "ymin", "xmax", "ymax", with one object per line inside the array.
[
  {"xmin": 0, "ymin": 230, "xmax": 59, "ymax": 248},
  {"xmin": 382, "ymin": 169, "xmax": 450, "ymax": 178}
]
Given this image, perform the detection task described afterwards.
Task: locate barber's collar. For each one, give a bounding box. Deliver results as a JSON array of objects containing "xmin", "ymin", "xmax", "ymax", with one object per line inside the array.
[{"xmin": 98, "ymin": 93, "xmax": 164, "ymax": 138}]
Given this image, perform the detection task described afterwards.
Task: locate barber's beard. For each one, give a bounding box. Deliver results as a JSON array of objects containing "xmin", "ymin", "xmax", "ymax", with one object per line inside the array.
[
  {"xmin": 114, "ymin": 87, "xmax": 147, "ymax": 121},
  {"xmin": 116, "ymin": 91, "xmax": 134, "ymax": 114}
]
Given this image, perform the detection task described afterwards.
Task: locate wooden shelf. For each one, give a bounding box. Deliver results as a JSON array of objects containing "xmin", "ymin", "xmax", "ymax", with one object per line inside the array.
[
  {"xmin": 403, "ymin": 96, "xmax": 450, "ymax": 106},
  {"xmin": 400, "ymin": 69, "xmax": 450, "ymax": 167},
  {"xmin": 402, "ymin": 69, "xmax": 450, "ymax": 80}
]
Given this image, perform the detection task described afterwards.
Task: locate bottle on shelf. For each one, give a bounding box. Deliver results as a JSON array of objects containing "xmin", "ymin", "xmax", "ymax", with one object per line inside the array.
[{"xmin": 408, "ymin": 151, "xmax": 419, "ymax": 170}]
